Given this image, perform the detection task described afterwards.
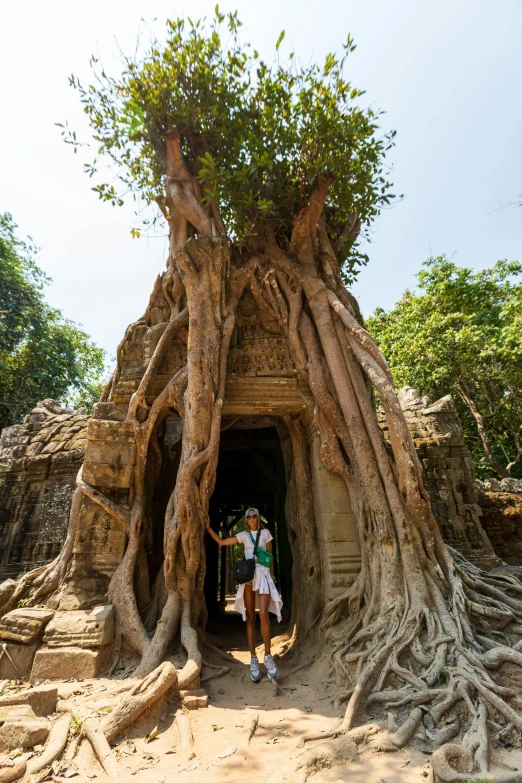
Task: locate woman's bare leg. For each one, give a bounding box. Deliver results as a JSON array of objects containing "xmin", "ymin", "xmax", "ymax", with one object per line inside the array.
[
  {"xmin": 259, "ymin": 593, "xmax": 271, "ymax": 655},
  {"xmin": 244, "ymin": 584, "xmax": 257, "ymax": 656}
]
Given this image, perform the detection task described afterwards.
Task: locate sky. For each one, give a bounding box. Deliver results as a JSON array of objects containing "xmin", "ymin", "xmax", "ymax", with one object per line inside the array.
[{"xmin": 1, "ymin": 0, "xmax": 521, "ymax": 360}]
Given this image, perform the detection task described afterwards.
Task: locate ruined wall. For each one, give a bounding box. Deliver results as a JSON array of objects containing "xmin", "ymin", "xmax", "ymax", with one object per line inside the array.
[
  {"xmin": 379, "ymin": 387, "xmax": 500, "ymax": 570},
  {"xmin": 0, "ymin": 400, "xmax": 88, "ymax": 580},
  {"xmin": 475, "ymin": 479, "xmax": 522, "ymax": 565}
]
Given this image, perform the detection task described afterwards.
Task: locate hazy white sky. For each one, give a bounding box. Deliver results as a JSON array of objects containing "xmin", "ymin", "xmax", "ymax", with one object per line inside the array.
[{"xmin": 1, "ymin": 0, "xmax": 521, "ymax": 359}]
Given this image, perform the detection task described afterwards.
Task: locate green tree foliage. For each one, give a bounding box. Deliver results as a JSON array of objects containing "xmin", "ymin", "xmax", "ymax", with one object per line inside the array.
[
  {"xmin": 0, "ymin": 213, "xmax": 106, "ymax": 429},
  {"xmin": 60, "ymin": 10, "xmax": 396, "ymax": 282},
  {"xmin": 367, "ymin": 256, "xmax": 522, "ymax": 478}
]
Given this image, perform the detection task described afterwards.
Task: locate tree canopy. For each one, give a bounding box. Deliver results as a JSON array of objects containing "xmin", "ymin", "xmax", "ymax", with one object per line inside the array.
[
  {"xmin": 367, "ymin": 256, "xmax": 522, "ymax": 478},
  {"xmin": 0, "ymin": 213, "xmax": 107, "ymax": 429},
  {"xmin": 62, "ymin": 10, "xmax": 396, "ymax": 281}
]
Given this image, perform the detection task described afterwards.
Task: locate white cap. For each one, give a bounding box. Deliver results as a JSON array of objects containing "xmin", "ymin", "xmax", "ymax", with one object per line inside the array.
[{"xmin": 245, "ymin": 507, "xmax": 259, "ymax": 516}]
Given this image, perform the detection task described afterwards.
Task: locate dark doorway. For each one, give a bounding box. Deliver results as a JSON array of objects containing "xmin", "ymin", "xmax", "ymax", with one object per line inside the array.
[{"xmin": 204, "ymin": 420, "xmax": 292, "ymax": 627}]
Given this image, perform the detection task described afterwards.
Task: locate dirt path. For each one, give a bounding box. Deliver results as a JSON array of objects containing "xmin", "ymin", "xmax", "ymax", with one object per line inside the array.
[
  {"xmin": 49, "ymin": 611, "xmax": 433, "ymax": 782},
  {"xmin": 3, "ymin": 608, "xmax": 522, "ymax": 781}
]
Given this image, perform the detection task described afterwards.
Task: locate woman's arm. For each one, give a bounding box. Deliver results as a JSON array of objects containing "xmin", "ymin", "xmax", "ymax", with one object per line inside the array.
[{"xmin": 205, "ymin": 516, "xmax": 238, "ymax": 547}]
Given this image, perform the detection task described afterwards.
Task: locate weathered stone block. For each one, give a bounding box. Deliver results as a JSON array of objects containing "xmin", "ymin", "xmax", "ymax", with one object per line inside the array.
[
  {"xmin": 0, "ymin": 608, "xmax": 54, "ymax": 644},
  {"xmin": 0, "ymin": 705, "xmax": 49, "ymax": 751},
  {"xmin": 317, "ymin": 512, "xmax": 358, "ymax": 544},
  {"xmin": 31, "ymin": 645, "xmax": 107, "ymax": 681},
  {"xmin": 0, "ymin": 685, "xmax": 58, "ymax": 716},
  {"xmin": 86, "ymin": 419, "xmax": 134, "ymax": 443},
  {"xmin": 84, "ymin": 441, "xmax": 136, "ymax": 466},
  {"xmin": 44, "ymin": 605, "xmax": 115, "ymax": 649},
  {"xmin": 82, "ymin": 461, "xmax": 133, "ymax": 489},
  {"xmin": 181, "ymin": 689, "xmax": 208, "ymax": 709},
  {"xmin": 0, "ymin": 642, "xmax": 38, "ymax": 679},
  {"xmin": 91, "ymin": 403, "xmax": 128, "ymax": 422}
]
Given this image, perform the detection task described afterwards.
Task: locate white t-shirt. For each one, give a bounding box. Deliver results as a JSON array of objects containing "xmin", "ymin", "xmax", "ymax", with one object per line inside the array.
[{"xmin": 236, "ymin": 529, "xmax": 273, "ymax": 560}]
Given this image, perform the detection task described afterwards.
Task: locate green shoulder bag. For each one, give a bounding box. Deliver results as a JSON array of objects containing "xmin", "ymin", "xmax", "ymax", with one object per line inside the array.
[{"xmin": 249, "ymin": 531, "xmax": 274, "ymax": 568}]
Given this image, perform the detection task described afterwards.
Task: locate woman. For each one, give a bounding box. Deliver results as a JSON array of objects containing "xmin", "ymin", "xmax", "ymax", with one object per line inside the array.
[{"xmin": 205, "ymin": 507, "xmax": 282, "ymax": 682}]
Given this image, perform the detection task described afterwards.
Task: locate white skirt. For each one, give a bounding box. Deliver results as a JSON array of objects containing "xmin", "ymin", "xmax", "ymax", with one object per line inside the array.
[{"xmin": 234, "ymin": 563, "xmax": 283, "ymax": 623}]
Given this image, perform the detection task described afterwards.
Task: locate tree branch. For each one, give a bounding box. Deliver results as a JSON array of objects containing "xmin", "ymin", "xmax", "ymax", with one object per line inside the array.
[{"xmin": 290, "ymin": 173, "xmax": 334, "ymax": 258}]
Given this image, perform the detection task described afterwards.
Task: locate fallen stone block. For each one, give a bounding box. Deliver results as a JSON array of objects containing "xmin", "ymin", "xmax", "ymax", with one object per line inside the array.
[
  {"xmin": 0, "ymin": 642, "xmax": 38, "ymax": 679},
  {"xmin": 0, "ymin": 608, "xmax": 54, "ymax": 645},
  {"xmin": 180, "ymin": 688, "xmax": 208, "ymax": 709},
  {"xmin": 43, "ymin": 605, "xmax": 115, "ymax": 649},
  {"xmin": 30, "ymin": 645, "xmax": 107, "ymax": 682},
  {"xmin": 0, "ymin": 704, "xmax": 49, "ymax": 751},
  {"xmin": 0, "ymin": 684, "xmax": 58, "ymax": 716}
]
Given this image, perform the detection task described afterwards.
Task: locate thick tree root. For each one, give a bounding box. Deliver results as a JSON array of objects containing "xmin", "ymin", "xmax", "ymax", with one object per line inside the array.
[
  {"xmin": 432, "ymin": 743, "xmax": 521, "ymax": 782},
  {"xmin": 101, "ymin": 661, "xmax": 177, "ymax": 743},
  {"xmin": 82, "ymin": 717, "xmax": 121, "ymax": 780},
  {"xmin": 0, "ymin": 760, "xmax": 26, "ymax": 783},
  {"xmin": 26, "ymin": 714, "xmax": 72, "ymax": 776},
  {"xmin": 175, "ymin": 709, "xmax": 195, "ymax": 759}
]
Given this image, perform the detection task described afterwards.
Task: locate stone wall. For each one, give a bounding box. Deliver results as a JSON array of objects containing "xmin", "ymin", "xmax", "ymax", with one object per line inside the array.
[
  {"xmin": 379, "ymin": 387, "xmax": 500, "ymax": 570},
  {"xmin": 0, "ymin": 400, "xmax": 88, "ymax": 580},
  {"xmin": 475, "ymin": 481, "xmax": 522, "ymax": 565}
]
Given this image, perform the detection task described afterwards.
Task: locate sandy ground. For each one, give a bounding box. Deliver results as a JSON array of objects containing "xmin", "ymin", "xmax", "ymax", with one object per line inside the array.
[{"xmin": 3, "ymin": 601, "xmax": 522, "ymax": 782}]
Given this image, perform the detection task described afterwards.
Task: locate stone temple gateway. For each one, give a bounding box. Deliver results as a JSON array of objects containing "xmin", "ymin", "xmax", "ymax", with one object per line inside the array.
[{"xmin": 0, "ymin": 285, "xmax": 500, "ymax": 681}]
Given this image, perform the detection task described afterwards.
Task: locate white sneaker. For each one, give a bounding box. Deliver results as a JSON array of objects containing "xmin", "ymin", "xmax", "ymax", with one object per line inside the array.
[
  {"xmin": 264, "ymin": 654, "xmax": 278, "ymax": 679},
  {"xmin": 250, "ymin": 656, "xmax": 261, "ymax": 682}
]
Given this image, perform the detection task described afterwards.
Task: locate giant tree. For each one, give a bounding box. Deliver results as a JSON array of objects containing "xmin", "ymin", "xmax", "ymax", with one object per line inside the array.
[{"xmin": 4, "ymin": 14, "xmax": 522, "ymax": 782}]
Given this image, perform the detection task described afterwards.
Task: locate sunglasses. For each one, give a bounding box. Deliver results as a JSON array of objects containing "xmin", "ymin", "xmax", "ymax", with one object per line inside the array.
[{"xmin": 246, "ymin": 514, "xmax": 258, "ymax": 518}]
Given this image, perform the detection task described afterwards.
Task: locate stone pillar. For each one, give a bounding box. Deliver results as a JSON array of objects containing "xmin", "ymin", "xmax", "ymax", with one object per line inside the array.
[
  {"xmin": 306, "ymin": 426, "xmax": 361, "ymax": 601},
  {"xmin": 59, "ymin": 407, "xmax": 135, "ymax": 610}
]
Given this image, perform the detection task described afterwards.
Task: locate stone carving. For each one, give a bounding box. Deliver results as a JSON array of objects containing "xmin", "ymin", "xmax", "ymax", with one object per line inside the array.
[
  {"xmin": 43, "ymin": 604, "xmax": 115, "ymax": 648},
  {"xmin": 227, "ymin": 315, "xmax": 295, "ymax": 377},
  {"xmin": 0, "ymin": 400, "xmax": 88, "ymax": 580},
  {"xmin": 0, "ymin": 607, "xmax": 54, "ymax": 644}
]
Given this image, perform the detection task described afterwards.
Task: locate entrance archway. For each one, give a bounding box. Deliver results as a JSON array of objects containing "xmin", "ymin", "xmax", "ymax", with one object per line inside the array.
[{"xmin": 204, "ymin": 419, "xmax": 292, "ymax": 639}]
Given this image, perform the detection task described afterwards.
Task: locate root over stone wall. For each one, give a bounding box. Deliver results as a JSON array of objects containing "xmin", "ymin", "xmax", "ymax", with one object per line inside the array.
[
  {"xmin": 0, "ymin": 387, "xmax": 505, "ymax": 586},
  {"xmin": 378, "ymin": 387, "xmax": 501, "ymax": 571}
]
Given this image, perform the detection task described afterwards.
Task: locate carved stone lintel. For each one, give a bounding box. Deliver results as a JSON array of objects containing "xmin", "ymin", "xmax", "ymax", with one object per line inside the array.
[{"xmin": 0, "ymin": 608, "xmax": 55, "ymax": 644}]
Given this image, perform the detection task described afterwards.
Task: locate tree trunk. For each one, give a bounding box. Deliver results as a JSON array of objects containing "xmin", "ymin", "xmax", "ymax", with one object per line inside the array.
[
  {"xmin": 456, "ymin": 375, "xmax": 509, "ymax": 477},
  {"xmin": 283, "ymin": 416, "xmax": 322, "ymax": 638}
]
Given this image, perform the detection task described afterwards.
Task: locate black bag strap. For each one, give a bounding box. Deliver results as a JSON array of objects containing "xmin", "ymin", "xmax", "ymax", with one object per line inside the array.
[{"xmin": 248, "ymin": 528, "xmax": 262, "ymax": 555}]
